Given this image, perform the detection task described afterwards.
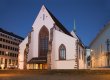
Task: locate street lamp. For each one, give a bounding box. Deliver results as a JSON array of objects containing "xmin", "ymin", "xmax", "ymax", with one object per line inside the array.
[
  {"xmin": 91, "ymin": 49, "xmax": 93, "ymax": 52},
  {"xmin": 6, "ymin": 51, "xmax": 8, "ymax": 55}
]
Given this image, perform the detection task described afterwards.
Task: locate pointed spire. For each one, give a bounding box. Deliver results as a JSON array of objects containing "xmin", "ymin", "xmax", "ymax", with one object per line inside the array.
[{"xmin": 73, "ymin": 19, "xmax": 76, "ymax": 33}]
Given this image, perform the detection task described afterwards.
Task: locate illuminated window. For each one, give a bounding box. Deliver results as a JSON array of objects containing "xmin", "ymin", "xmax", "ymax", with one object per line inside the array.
[{"xmin": 59, "ymin": 44, "xmax": 66, "ymax": 60}]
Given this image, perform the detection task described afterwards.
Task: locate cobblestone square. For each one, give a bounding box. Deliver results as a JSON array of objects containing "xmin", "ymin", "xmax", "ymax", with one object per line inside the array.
[{"xmin": 0, "ymin": 70, "xmax": 110, "ymax": 80}]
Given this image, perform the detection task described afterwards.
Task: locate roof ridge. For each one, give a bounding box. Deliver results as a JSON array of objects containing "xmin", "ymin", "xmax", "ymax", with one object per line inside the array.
[
  {"xmin": 44, "ymin": 6, "xmax": 73, "ymax": 37},
  {"xmin": 0, "ymin": 28, "xmax": 24, "ymax": 40}
]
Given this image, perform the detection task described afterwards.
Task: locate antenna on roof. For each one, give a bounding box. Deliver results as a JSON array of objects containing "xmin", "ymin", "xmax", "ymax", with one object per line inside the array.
[{"xmin": 73, "ymin": 19, "xmax": 76, "ymax": 33}]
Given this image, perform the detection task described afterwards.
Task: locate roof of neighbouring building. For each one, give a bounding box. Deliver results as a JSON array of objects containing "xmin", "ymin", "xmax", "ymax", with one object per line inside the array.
[
  {"xmin": 0, "ymin": 28, "xmax": 24, "ymax": 40},
  {"xmin": 90, "ymin": 22, "xmax": 110, "ymax": 47}
]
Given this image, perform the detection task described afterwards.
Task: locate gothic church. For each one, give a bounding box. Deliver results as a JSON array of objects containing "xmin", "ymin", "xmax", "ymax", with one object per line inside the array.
[{"xmin": 18, "ymin": 5, "xmax": 86, "ymax": 69}]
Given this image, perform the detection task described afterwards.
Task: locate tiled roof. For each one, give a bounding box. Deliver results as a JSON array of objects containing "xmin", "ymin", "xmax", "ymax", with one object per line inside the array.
[{"xmin": 46, "ymin": 8, "xmax": 73, "ymax": 37}]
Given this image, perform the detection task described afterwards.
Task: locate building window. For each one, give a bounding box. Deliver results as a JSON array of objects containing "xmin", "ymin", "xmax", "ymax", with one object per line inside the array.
[
  {"xmin": 0, "ymin": 38, "xmax": 2, "ymax": 41},
  {"xmin": 0, "ymin": 51, "xmax": 1, "ymax": 55},
  {"xmin": 16, "ymin": 54, "xmax": 18, "ymax": 57},
  {"xmin": 0, "ymin": 44, "xmax": 2, "ymax": 48},
  {"xmin": 9, "ymin": 59, "xmax": 11, "ymax": 64},
  {"xmin": 3, "ymin": 39, "xmax": 5, "ymax": 42},
  {"xmin": 59, "ymin": 44, "xmax": 66, "ymax": 60},
  {"xmin": 8, "ymin": 40, "xmax": 10, "ymax": 43},
  {"xmin": 10, "ymin": 53, "xmax": 12, "ymax": 56},
  {"xmin": 79, "ymin": 47, "xmax": 80, "ymax": 59},
  {"xmin": 39, "ymin": 26, "xmax": 49, "ymax": 57},
  {"xmin": 1, "ymin": 58, "xmax": 3, "ymax": 64},
  {"xmin": 2, "ymin": 51, "xmax": 4, "ymax": 55}
]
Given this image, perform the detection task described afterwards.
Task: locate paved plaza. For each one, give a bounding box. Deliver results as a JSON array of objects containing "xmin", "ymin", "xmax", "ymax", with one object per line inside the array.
[{"xmin": 0, "ymin": 70, "xmax": 110, "ymax": 80}]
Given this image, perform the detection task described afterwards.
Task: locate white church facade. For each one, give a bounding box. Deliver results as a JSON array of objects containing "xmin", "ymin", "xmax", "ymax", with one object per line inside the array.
[{"xmin": 18, "ymin": 5, "xmax": 86, "ymax": 70}]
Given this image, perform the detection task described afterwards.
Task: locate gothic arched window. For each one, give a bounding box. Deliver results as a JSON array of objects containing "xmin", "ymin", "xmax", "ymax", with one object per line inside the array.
[
  {"xmin": 39, "ymin": 26, "xmax": 49, "ymax": 57},
  {"xmin": 59, "ymin": 44, "xmax": 66, "ymax": 60}
]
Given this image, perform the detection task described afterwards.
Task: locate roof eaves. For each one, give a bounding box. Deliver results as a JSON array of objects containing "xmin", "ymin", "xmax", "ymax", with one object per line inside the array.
[{"xmin": 45, "ymin": 7, "xmax": 73, "ymax": 37}]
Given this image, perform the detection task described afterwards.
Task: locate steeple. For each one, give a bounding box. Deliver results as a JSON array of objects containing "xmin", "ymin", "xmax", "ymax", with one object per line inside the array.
[{"xmin": 73, "ymin": 19, "xmax": 76, "ymax": 33}]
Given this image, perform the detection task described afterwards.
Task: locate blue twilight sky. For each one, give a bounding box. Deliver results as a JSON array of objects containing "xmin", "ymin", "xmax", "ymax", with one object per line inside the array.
[{"xmin": 0, "ymin": 0, "xmax": 110, "ymax": 46}]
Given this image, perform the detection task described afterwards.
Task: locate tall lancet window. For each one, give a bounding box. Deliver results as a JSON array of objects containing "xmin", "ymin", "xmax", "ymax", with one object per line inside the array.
[
  {"xmin": 59, "ymin": 44, "xmax": 66, "ymax": 60},
  {"xmin": 39, "ymin": 26, "xmax": 49, "ymax": 57}
]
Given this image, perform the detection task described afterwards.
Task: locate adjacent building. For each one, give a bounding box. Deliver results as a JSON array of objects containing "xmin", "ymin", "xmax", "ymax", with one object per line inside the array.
[
  {"xmin": 90, "ymin": 22, "xmax": 110, "ymax": 68},
  {"xmin": 0, "ymin": 28, "xmax": 24, "ymax": 69},
  {"xmin": 18, "ymin": 5, "xmax": 86, "ymax": 70},
  {"xmin": 86, "ymin": 47, "xmax": 91, "ymax": 68}
]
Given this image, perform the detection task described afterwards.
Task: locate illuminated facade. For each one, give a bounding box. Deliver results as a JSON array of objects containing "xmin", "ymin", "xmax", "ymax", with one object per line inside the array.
[
  {"xmin": 18, "ymin": 5, "xmax": 86, "ymax": 70},
  {"xmin": 0, "ymin": 28, "xmax": 23, "ymax": 69},
  {"xmin": 90, "ymin": 22, "xmax": 110, "ymax": 68}
]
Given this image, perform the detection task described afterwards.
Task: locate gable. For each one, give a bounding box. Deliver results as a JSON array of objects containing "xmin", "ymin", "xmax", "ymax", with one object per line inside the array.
[{"xmin": 32, "ymin": 5, "xmax": 72, "ymax": 37}]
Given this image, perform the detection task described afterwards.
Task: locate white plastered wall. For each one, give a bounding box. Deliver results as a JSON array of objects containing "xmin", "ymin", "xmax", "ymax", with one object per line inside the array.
[
  {"xmin": 29, "ymin": 5, "xmax": 55, "ymax": 59},
  {"xmin": 18, "ymin": 37, "xmax": 28, "ymax": 69},
  {"xmin": 78, "ymin": 45, "xmax": 85, "ymax": 69},
  {"xmin": 51, "ymin": 30, "xmax": 77, "ymax": 69}
]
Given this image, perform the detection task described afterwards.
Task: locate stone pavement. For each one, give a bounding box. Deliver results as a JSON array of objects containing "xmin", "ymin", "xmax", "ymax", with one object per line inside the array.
[{"xmin": 0, "ymin": 70, "xmax": 110, "ymax": 80}]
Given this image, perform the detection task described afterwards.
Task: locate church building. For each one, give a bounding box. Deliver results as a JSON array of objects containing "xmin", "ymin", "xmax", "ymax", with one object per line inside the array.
[{"xmin": 18, "ymin": 5, "xmax": 86, "ymax": 69}]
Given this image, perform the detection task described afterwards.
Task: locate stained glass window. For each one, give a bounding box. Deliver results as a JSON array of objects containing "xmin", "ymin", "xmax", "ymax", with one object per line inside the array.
[
  {"xmin": 59, "ymin": 44, "xmax": 66, "ymax": 60},
  {"xmin": 39, "ymin": 26, "xmax": 49, "ymax": 57}
]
